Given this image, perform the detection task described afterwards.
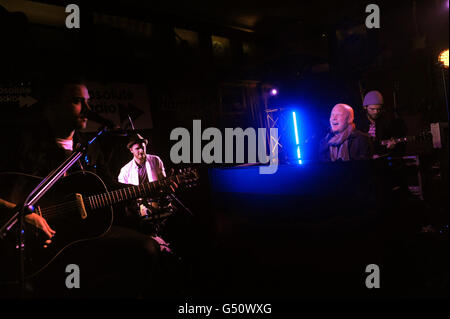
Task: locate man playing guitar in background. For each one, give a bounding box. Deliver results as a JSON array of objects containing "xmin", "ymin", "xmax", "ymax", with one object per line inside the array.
[
  {"xmin": 118, "ymin": 133, "xmax": 173, "ymax": 252},
  {"xmin": 358, "ymin": 90, "xmax": 408, "ymax": 159}
]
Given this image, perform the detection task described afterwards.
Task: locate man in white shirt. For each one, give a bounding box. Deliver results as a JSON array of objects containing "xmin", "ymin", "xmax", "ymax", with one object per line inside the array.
[
  {"xmin": 118, "ymin": 134, "xmax": 172, "ymax": 253},
  {"xmin": 118, "ymin": 133, "xmax": 166, "ymax": 186}
]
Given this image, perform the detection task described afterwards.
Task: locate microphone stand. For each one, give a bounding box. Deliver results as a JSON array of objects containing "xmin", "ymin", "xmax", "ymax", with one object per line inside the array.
[
  {"xmin": 127, "ymin": 114, "xmax": 136, "ymax": 130},
  {"xmin": 440, "ymin": 64, "xmax": 449, "ymax": 123},
  {"xmin": 0, "ymin": 125, "xmax": 110, "ymax": 297},
  {"xmin": 169, "ymin": 194, "xmax": 194, "ymax": 217}
]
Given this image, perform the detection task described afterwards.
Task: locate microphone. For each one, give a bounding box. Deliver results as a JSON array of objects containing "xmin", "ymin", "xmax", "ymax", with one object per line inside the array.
[{"xmin": 84, "ymin": 110, "xmax": 120, "ymax": 130}]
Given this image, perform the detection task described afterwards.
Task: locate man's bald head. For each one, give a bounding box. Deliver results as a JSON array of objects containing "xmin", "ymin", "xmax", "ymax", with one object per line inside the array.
[{"xmin": 329, "ymin": 103, "xmax": 354, "ymax": 133}]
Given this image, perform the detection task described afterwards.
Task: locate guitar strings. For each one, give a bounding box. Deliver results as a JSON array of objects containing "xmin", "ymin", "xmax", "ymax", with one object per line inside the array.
[
  {"xmin": 40, "ymin": 201, "xmax": 84, "ymax": 217},
  {"xmin": 39, "ymin": 188, "xmax": 143, "ymax": 216},
  {"xmin": 39, "ymin": 186, "xmax": 161, "ymax": 217},
  {"xmin": 38, "ymin": 174, "xmax": 190, "ymax": 217}
]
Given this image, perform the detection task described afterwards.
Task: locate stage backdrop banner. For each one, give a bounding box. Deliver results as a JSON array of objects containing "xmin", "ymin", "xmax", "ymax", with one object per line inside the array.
[
  {"xmin": 0, "ymin": 84, "xmax": 37, "ymax": 109},
  {"xmin": 83, "ymin": 82, "xmax": 153, "ymax": 132}
]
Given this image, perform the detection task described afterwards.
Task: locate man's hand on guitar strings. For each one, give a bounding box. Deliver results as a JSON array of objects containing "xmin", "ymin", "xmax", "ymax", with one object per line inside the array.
[
  {"xmin": 386, "ymin": 138, "xmax": 396, "ymax": 149},
  {"xmin": 24, "ymin": 213, "xmax": 56, "ymax": 248}
]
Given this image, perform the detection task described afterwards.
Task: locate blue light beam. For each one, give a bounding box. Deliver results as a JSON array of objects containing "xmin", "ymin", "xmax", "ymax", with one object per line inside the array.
[{"xmin": 292, "ymin": 111, "xmax": 302, "ymax": 164}]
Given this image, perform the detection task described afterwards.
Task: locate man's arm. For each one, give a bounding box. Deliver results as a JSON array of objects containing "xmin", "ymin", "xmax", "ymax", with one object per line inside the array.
[
  {"xmin": 0, "ymin": 198, "xmax": 16, "ymax": 210},
  {"xmin": 157, "ymin": 156, "xmax": 166, "ymax": 179},
  {"xmin": 0, "ymin": 198, "xmax": 55, "ymax": 245},
  {"xmin": 118, "ymin": 165, "xmax": 127, "ymax": 184}
]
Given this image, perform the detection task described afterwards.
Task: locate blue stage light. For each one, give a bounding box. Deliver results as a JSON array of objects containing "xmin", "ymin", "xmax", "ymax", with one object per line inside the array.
[{"xmin": 292, "ymin": 111, "xmax": 302, "ymax": 164}]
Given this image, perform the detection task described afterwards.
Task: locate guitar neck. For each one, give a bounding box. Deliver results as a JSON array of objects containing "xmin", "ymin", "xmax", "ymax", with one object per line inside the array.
[
  {"xmin": 85, "ymin": 178, "xmax": 172, "ymax": 210},
  {"xmin": 379, "ymin": 130, "xmax": 431, "ymax": 146},
  {"xmin": 380, "ymin": 136, "xmax": 411, "ymax": 145},
  {"xmin": 393, "ymin": 137, "xmax": 409, "ymax": 143}
]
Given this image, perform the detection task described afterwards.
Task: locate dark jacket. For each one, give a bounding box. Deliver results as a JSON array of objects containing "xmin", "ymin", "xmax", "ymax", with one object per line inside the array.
[
  {"xmin": 319, "ymin": 129, "xmax": 373, "ymax": 162},
  {"xmin": 356, "ymin": 113, "xmax": 407, "ymax": 156}
]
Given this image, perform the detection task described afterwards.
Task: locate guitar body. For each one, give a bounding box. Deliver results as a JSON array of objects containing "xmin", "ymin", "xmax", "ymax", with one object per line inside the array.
[{"xmin": 1, "ymin": 171, "xmax": 113, "ymax": 278}]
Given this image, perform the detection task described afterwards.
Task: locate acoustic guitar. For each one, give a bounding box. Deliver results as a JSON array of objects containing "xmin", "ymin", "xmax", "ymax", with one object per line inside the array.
[{"xmin": 0, "ymin": 168, "xmax": 199, "ymax": 279}]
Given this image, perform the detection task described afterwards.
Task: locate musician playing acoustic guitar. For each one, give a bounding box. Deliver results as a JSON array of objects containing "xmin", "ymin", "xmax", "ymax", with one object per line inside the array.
[
  {"xmin": 357, "ymin": 90, "xmax": 407, "ymax": 159},
  {"xmin": 118, "ymin": 133, "xmax": 173, "ymax": 252},
  {"xmin": 0, "ymin": 77, "xmax": 178, "ymax": 298},
  {"xmin": 356, "ymin": 90, "xmax": 411, "ymax": 197}
]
